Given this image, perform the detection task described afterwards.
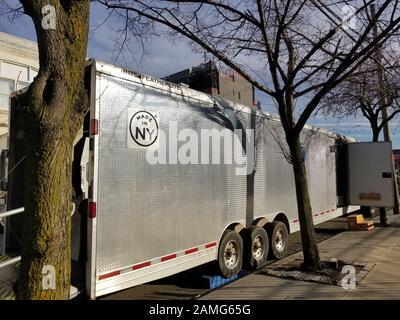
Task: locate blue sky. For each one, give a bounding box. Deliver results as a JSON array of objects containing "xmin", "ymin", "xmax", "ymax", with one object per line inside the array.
[{"xmin": 1, "ymin": 2, "xmax": 400, "ymax": 148}]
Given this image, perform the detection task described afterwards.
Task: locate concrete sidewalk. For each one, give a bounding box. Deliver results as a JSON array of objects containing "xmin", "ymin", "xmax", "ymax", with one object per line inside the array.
[{"xmin": 201, "ymin": 213, "xmax": 400, "ymax": 300}]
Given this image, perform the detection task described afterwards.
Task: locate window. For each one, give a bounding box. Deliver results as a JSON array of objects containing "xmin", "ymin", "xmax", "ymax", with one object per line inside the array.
[
  {"xmin": 0, "ymin": 79, "xmax": 14, "ymax": 110},
  {"xmin": 238, "ymin": 92, "xmax": 241, "ymax": 100}
]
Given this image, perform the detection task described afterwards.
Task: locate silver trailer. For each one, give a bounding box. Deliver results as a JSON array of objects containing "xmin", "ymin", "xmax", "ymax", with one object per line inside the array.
[{"xmin": 5, "ymin": 60, "xmax": 395, "ymax": 299}]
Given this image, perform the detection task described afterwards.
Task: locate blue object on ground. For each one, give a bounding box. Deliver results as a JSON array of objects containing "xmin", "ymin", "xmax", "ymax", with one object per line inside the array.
[{"xmin": 200, "ymin": 270, "xmax": 249, "ymax": 289}]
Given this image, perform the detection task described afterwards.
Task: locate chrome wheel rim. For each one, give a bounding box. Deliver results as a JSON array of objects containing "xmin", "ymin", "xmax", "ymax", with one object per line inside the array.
[
  {"xmin": 275, "ymin": 230, "xmax": 285, "ymax": 252},
  {"xmin": 252, "ymin": 235, "xmax": 264, "ymax": 261},
  {"xmin": 224, "ymin": 240, "xmax": 239, "ymax": 269}
]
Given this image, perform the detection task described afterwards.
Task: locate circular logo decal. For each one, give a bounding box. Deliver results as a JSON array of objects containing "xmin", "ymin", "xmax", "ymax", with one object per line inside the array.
[{"xmin": 129, "ymin": 111, "xmax": 159, "ymax": 147}]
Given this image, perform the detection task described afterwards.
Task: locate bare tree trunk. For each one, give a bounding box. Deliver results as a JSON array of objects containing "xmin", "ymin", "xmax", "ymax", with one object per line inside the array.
[
  {"xmin": 372, "ymin": 128, "xmax": 380, "ymax": 142},
  {"xmin": 286, "ymin": 133, "xmax": 321, "ymax": 270},
  {"xmin": 379, "ymin": 208, "xmax": 389, "ymax": 225},
  {"xmin": 17, "ymin": 0, "xmax": 89, "ymax": 300},
  {"xmin": 18, "ymin": 116, "xmax": 76, "ymax": 299}
]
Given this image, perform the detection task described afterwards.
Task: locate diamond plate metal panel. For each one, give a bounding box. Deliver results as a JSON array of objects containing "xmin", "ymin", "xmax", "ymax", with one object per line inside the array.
[
  {"xmin": 94, "ymin": 70, "xmax": 341, "ymax": 275},
  {"xmin": 253, "ymin": 119, "xmax": 338, "ymax": 224},
  {"xmin": 95, "ymin": 74, "xmax": 247, "ymax": 274},
  {"xmin": 253, "ymin": 119, "xmax": 298, "ymax": 220},
  {"xmin": 306, "ymin": 132, "xmax": 337, "ymax": 219}
]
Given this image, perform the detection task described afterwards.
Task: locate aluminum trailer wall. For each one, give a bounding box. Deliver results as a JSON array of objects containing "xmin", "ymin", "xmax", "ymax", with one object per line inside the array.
[{"xmin": 87, "ymin": 61, "xmax": 358, "ymax": 298}]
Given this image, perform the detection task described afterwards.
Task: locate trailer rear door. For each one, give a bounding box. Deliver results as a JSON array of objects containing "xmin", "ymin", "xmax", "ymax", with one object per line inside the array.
[{"xmin": 347, "ymin": 141, "xmax": 394, "ymax": 207}]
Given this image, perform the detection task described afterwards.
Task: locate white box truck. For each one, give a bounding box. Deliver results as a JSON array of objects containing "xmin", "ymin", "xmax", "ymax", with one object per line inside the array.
[{"xmin": 4, "ymin": 60, "xmax": 394, "ymax": 299}]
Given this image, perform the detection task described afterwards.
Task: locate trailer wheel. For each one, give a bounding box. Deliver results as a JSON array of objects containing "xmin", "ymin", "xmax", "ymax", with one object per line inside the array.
[
  {"xmin": 243, "ymin": 226, "xmax": 269, "ymax": 270},
  {"xmin": 266, "ymin": 221, "xmax": 289, "ymax": 259},
  {"xmin": 218, "ymin": 229, "xmax": 243, "ymax": 278}
]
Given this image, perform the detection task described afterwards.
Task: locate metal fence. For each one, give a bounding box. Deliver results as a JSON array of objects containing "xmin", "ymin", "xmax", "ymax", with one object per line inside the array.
[{"xmin": 0, "ymin": 207, "xmax": 23, "ymax": 265}]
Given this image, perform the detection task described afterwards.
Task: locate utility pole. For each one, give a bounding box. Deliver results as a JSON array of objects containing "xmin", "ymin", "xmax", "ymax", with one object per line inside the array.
[{"xmin": 371, "ymin": 4, "xmax": 400, "ymax": 224}]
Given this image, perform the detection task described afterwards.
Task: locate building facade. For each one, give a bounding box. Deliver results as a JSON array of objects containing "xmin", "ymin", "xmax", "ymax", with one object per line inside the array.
[
  {"xmin": 163, "ymin": 61, "xmax": 257, "ymax": 108},
  {"xmin": 0, "ymin": 32, "xmax": 39, "ymax": 150}
]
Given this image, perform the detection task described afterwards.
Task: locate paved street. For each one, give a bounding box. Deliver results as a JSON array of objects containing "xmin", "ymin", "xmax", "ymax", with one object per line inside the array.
[{"xmin": 201, "ymin": 213, "xmax": 400, "ymax": 300}]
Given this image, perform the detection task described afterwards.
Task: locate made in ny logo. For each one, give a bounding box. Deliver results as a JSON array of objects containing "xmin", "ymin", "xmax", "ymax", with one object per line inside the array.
[{"xmin": 128, "ymin": 110, "xmax": 159, "ymax": 148}]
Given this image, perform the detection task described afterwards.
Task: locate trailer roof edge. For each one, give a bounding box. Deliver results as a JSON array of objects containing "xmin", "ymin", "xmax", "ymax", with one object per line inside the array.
[{"xmin": 90, "ymin": 59, "xmax": 355, "ymax": 142}]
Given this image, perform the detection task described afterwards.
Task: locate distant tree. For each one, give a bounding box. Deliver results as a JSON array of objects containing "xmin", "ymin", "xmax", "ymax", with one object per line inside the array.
[
  {"xmin": 99, "ymin": 0, "xmax": 400, "ymax": 270},
  {"xmin": 321, "ymin": 41, "xmax": 400, "ymax": 142}
]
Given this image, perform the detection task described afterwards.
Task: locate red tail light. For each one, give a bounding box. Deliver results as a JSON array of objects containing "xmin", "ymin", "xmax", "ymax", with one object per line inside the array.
[
  {"xmin": 90, "ymin": 119, "xmax": 98, "ymax": 135},
  {"xmin": 89, "ymin": 202, "xmax": 96, "ymax": 218}
]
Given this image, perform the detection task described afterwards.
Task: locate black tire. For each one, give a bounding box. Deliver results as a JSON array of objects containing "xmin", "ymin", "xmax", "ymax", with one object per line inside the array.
[
  {"xmin": 243, "ymin": 226, "xmax": 269, "ymax": 270},
  {"xmin": 218, "ymin": 229, "xmax": 243, "ymax": 278},
  {"xmin": 266, "ymin": 221, "xmax": 289, "ymax": 259}
]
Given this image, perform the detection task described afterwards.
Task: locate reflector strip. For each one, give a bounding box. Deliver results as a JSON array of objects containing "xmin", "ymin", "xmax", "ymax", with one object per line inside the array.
[
  {"xmin": 88, "ymin": 202, "xmax": 96, "ymax": 218},
  {"xmin": 97, "ymin": 241, "xmax": 219, "ymax": 281},
  {"xmin": 185, "ymin": 248, "xmax": 198, "ymax": 255},
  {"xmin": 99, "ymin": 270, "xmax": 120, "ymax": 280},
  {"xmin": 205, "ymin": 242, "xmax": 217, "ymax": 248},
  {"xmin": 132, "ymin": 261, "xmax": 151, "ymax": 270},
  {"xmin": 161, "ymin": 253, "xmax": 176, "ymax": 262},
  {"xmin": 296, "ymin": 208, "xmax": 337, "ymax": 221},
  {"xmin": 91, "ymin": 119, "xmax": 98, "ymax": 135}
]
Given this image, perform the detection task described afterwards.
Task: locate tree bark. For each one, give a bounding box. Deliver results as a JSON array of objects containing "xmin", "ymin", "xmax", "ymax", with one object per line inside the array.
[
  {"xmin": 17, "ymin": 0, "xmax": 89, "ymax": 300},
  {"xmin": 286, "ymin": 133, "xmax": 321, "ymax": 270},
  {"xmin": 372, "ymin": 127, "xmax": 380, "ymax": 142},
  {"xmin": 18, "ymin": 118, "xmax": 77, "ymax": 299},
  {"xmin": 379, "ymin": 207, "xmax": 389, "ymax": 225}
]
